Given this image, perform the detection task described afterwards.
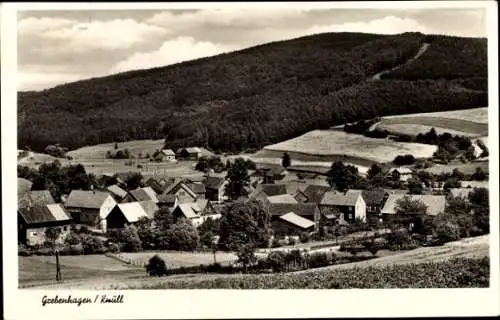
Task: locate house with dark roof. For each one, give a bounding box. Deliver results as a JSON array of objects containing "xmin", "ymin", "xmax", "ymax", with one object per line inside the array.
[
  {"xmin": 360, "ymin": 189, "xmax": 387, "ymax": 217},
  {"xmin": 171, "ymin": 199, "xmax": 221, "ymax": 227},
  {"xmin": 387, "ymin": 167, "xmax": 413, "ymax": 182},
  {"xmin": 271, "ymin": 212, "xmax": 315, "ymax": 237},
  {"xmin": 143, "ymin": 178, "xmax": 167, "ymax": 194},
  {"xmin": 18, "ymin": 203, "xmax": 72, "ymax": 246},
  {"xmin": 64, "ymin": 190, "xmax": 117, "ymax": 230},
  {"xmin": 106, "ymin": 201, "xmax": 159, "ymax": 229},
  {"xmin": 128, "ymin": 187, "xmax": 159, "ymax": 203},
  {"xmin": 319, "ymin": 190, "xmax": 367, "ymax": 223},
  {"xmin": 18, "ymin": 190, "xmax": 56, "ymax": 209},
  {"xmin": 162, "ymin": 178, "xmax": 198, "ymax": 204},
  {"xmin": 258, "ymin": 166, "xmax": 288, "ymax": 184},
  {"xmin": 186, "ymin": 183, "xmax": 206, "ymax": 199},
  {"xmin": 381, "ymin": 194, "xmax": 446, "ymax": 218},
  {"xmin": 106, "ymin": 184, "xmax": 129, "ymax": 202},
  {"xmin": 157, "ymin": 194, "xmax": 178, "ymax": 211},
  {"xmin": 302, "ymin": 185, "xmax": 332, "ymax": 204},
  {"xmin": 203, "ymin": 176, "xmax": 228, "ymax": 203},
  {"xmin": 18, "ymin": 178, "xmax": 33, "ymax": 196}
]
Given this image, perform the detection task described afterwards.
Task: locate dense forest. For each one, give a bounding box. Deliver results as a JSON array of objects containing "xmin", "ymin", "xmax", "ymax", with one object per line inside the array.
[{"xmin": 18, "ymin": 32, "xmax": 488, "ymax": 153}]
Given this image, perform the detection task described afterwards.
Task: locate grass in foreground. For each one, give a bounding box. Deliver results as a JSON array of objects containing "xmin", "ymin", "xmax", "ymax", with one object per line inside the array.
[{"xmin": 122, "ymin": 257, "xmax": 489, "ymax": 289}]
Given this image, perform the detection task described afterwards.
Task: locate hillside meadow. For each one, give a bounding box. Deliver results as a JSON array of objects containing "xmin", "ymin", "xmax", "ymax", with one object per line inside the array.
[{"xmin": 263, "ymin": 130, "xmax": 437, "ymax": 165}]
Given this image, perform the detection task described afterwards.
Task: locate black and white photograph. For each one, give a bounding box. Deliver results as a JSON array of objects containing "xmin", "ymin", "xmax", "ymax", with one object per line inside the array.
[{"xmin": 2, "ymin": 1, "xmax": 499, "ymax": 319}]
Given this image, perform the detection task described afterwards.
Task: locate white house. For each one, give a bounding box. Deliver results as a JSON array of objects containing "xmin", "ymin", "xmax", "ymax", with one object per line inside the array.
[
  {"xmin": 64, "ymin": 190, "xmax": 117, "ymax": 231},
  {"xmin": 162, "ymin": 149, "xmax": 176, "ymax": 162}
]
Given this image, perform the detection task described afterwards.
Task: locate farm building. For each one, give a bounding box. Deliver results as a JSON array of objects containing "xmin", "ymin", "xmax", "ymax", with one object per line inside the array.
[
  {"xmin": 301, "ymin": 185, "xmax": 332, "ymax": 204},
  {"xmin": 267, "ymin": 203, "xmax": 320, "ymax": 227},
  {"xmin": 162, "ymin": 149, "xmax": 176, "ymax": 161},
  {"xmin": 319, "ymin": 190, "xmax": 367, "ymax": 223},
  {"xmin": 381, "ymin": 194, "xmax": 446, "ymax": 218},
  {"xmin": 360, "ymin": 189, "xmax": 387, "ymax": 222},
  {"xmin": 127, "ymin": 187, "xmax": 159, "ymax": 203},
  {"xmin": 18, "ymin": 203, "xmax": 72, "ymax": 246},
  {"xmin": 17, "ymin": 178, "xmax": 33, "ymax": 196},
  {"xmin": 203, "ymin": 176, "xmax": 228, "ymax": 203},
  {"xmin": 106, "ymin": 184, "xmax": 128, "ymax": 202},
  {"xmin": 271, "ymin": 212, "xmax": 315, "ymax": 237},
  {"xmin": 387, "ymin": 167, "xmax": 413, "ymax": 182},
  {"xmin": 162, "ymin": 178, "xmax": 198, "ymax": 204},
  {"xmin": 64, "ymin": 190, "xmax": 117, "ymax": 230},
  {"xmin": 18, "ymin": 190, "xmax": 56, "ymax": 209},
  {"xmin": 157, "ymin": 194, "xmax": 178, "ymax": 211},
  {"xmin": 176, "ymin": 147, "xmax": 202, "ymax": 160},
  {"xmin": 262, "ymin": 194, "xmax": 299, "ymax": 212},
  {"xmin": 186, "ymin": 183, "xmax": 206, "ymax": 199},
  {"xmin": 258, "ymin": 167, "xmax": 288, "ymax": 184},
  {"xmin": 106, "ymin": 201, "xmax": 159, "ymax": 229}
]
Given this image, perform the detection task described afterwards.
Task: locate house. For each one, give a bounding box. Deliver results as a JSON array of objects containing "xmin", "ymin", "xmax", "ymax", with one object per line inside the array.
[
  {"xmin": 271, "ymin": 212, "xmax": 315, "ymax": 237},
  {"xmin": 186, "ymin": 182, "xmax": 206, "ymax": 199},
  {"xmin": 157, "ymin": 194, "xmax": 178, "ymax": 211},
  {"xmin": 302, "ymin": 185, "xmax": 332, "ymax": 204},
  {"xmin": 106, "ymin": 201, "xmax": 159, "ymax": 229},
  {"xmin": 381, "ymin": 194, "xmax": 446, "ymax": 220},
  {"xmin": 250, "ymin": 184, "xmax": 288, "ymax": 203},
  {"xmin": 64, "ymin": 190, "xmax": 117, "ymax": 230},
  {"xmin": 18, "ymin": 203, "xmax": 72, "ymax": 246},
  {"xmin": 17, "ymin": 178, "xmax": 33, "ymax": 196},
  {"xmin": 128, "ymin": 187, "xmax": 159, "ymax": 203},
  {"xmin": 18, "ymin": 190, "xmax": 56, "ymax": 209},
  {"xmin": 361, "ymin": 189, "xmax": 388, "ymax": 217},
  {"xmin": 162, "ymin": 149, "xmax": 176, "ymax": 161},
  {"xmin": 319, "ymin": 190, "xmax": 367, "ymax": 223},
  {"xmin": 143, "ymin": 178, "xmax": 167, "ymax": 195},
  {"xmin": 176, "ymin": 147, "xmax": 202, "ymax": 160},
  {"xmin": 106, "ymin": 184, "xmax": 129, "ymax": 202},
  {"xmin": 163, "ymin": 178, "xmax": 198, "ymax": 204},
  {"xmin": 171, "ymin": 199, "xmax": 221, "ymax": 227},
  {"xmin": 258, "ymin": 166, "xmax": 288, "ymax": 184},
  {"xmin": 263, "ymin": 194, "xmax": 298, "ymax": 211},
  {"xmin": 387, "ymin": 167, "xmax": 413, "ymax": 182},
  {"xmin": 267, "ymin": 203, "xmax": 320, "ymax": 228},
  {"xmin": 203, "ymin": 176, "xmax": 228, "ymax": 203}
]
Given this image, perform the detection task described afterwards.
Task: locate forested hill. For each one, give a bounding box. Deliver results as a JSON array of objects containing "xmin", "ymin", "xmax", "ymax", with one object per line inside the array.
[{"xmin": 18, "ymin": 32, "xmax": 488, "ymax": 153}]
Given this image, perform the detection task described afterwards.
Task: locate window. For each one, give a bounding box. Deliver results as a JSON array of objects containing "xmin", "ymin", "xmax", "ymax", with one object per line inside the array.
[{"xmin": 349, "ymin": 214, "xmax": 353, "ymax": 220}]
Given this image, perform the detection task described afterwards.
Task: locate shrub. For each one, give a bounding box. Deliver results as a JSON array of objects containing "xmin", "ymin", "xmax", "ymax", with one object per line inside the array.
[
  {"xmin": 434, "ymin": 221, "xmax": 461, "ymax": 244},
  {"xmin": 267, "ymin": 251, "xmax": 287, "ymax": 272},
  {"xmin": 64, "ymin": 231, "xmax": 81, "ymax": 245},
  {"xmin": 393, "ymin": 154, "xmax": 416, "ymax": 166},
  {"xmin": 108, "ymin": 242, "xmax": 120, "ymax": 254},
  {"xmin": 121, "ymin": 225, "xmax": 143, "ymax": 252},
  {"xmin": 299, "ymin": 232, "xmax": 310, "ymax": 243},
  {"xmin": 146, "ymin": 255, "xmax": 168, "ymax": 276},
  {"xmin": 271, "ymin": 238, "xmax": 281, "ymax": 248},
  {"xmin": 307, "ymin": 251, "xmax": 331, "ymax": 268},
  {"xmin": 80, "ymin": 235, "xmax": 106, "ymax": 254},
  {"xmin": 288, "ymin": 238, "xmax": 296, "ymax": 246}
]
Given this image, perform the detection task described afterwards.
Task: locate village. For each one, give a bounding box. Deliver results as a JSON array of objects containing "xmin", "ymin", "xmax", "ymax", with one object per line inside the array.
[{"xmin": 18, "ymin": 142, "xmax": 489, "ymax": 261}]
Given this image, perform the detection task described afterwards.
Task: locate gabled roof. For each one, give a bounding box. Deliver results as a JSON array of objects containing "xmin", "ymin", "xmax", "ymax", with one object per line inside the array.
[
  {"xmin": 106, "ymin": 184, "xmax": 128, "ymax": 199},
  {"xmin": 175, "ymin": 203, "xmax": 199, "ymax": 219},
  {"xmin": 381, "ymin": 194, "xmax": 446, "ymax": 216},
  {"xmin": 18, "ymin": 178, "xmax": 33, "ymax": 195},
  {"xmin": 268, "ymin": 203, "xmax": 319, "ymax": 217},
  {"xmin": 320, "ymin": 190, "xmax": 362, "ymax": 206},
  {"xmin": 187, "ymin": 183, "xmax": 206, "ymax": 194},
  {"xmin": 361, "ymin": 189, "xmax": 386, "ymax": 205},
  {"xmin": 303, "ymin": 185, "xmax": 331, "ymax": 204},
  {"xmin": 19, "ymin": 203, "xmax": 71, "ymax": 224},
  {"xmin": 266, "ymin": 194, "xmax": 299, "ymax": 204},
  {"xmin": 143, "ymin": 178, "xmax": 167, "ymax": 194},
  {"xmin": 162, "ymin": 149, "xmax": 175, "ymax": 156},
  {"xmin": 203, "ymin": 176, "xmax": 226, "ymax": 190},
  {"xmin": 163, "ymin": 179, "xmax": 198, "ymax": 199},
  {"xmin": 279, "ymin": 212, "xmax": 315, "ymax": 229},
  {"xmin": 115, "ymin": 201, "xmax": 158, "ymax": 223},
  {"xmin": 256, "ymin": 184, "xmax": 288, "ymax": 197},
  {"xmin": 157, "ymin": 194, "xmax": 177, "ymax": 204},
  {"xmin": 130, "ymin": 187, "xmax": 159, "ymax": 203},
  {"xmin": 178, "ymin": 147, "xmax": 202, "ymax": 154},
  {"xmin": 18, "ymin": 190, "xmax": 56, "ymax": 209},
  {"xmin": 65, "ymin": 190, "xmax": 112, "ymax": 209}
]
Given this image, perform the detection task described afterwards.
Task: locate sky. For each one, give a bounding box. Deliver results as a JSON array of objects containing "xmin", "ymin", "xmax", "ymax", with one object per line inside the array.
[{"xmin": 17, "ymin": 7, "xmax": 487, "ymax": 91}]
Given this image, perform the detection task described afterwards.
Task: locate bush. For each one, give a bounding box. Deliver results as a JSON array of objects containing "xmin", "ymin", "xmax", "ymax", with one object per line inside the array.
[
  {"xmin": 146, "ymin": 255, "xmax": 168, "ymax": 276},
  {"xmin": 80, "ymin": 235, "xmax": 106, "ymax": 254},
  {"xmin": 64, "ymin": 231, "xmax": 81, "ymax": 245},
  {"xmin": 434, "ymin": 221, "xmax": 461, "ymax": 244},
  {"xmin": 307, "ymin": 251, "xmax": 332, "ymax": 268},
  {"xmin": 271, "ymin": 238, "xmax": 281, "ymax": 248},
  {"xmin": 299, "ymin": 232, "xmax": 310, "ymax": 243},
  {"xmin": 267, "ymin": 251, "xmax": 287, "ymax": 272},
  {"xmin": 288, "ymin": 238, "xmax": 296, "ymax": 246},
  {"xmin": 393, "ymin": 154, "xmax": 416, "ymax": 166},
  {"xmin": 18, "ymin": 247, "xmax": 33, "ymax": 256},
  {"xmin": 108, "ymin": 242, "xmax": 120, "ymax": 254}
]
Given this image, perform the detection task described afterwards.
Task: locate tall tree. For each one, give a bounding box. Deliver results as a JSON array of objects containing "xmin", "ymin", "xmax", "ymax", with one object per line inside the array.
[
  {"xmin": 281, "ymin": 152, "xmax": 291, "ymax": 168},
  {"xmin": 224, "ymin": 157, "xmax": 250, "ymax": 200},
  {"xmin": 326, "ymin": 161, "xmax": 361, "ymax": 191}
]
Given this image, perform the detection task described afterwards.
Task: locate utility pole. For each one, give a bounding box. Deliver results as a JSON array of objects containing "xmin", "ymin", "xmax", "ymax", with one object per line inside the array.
[{"xmin": 55, "ymin": 250, "xmax": 62, "ymax": 281}]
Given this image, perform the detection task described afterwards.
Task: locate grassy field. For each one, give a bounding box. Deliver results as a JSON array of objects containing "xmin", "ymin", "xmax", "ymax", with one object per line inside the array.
[
  {"xmin": 372, "ymin": 107, "xmax": 489, "ymax": 137},
  {"xmin": 425, "ymin": 160, "xmax": 489, "ymax": 175},
  {"xmin": 117, "ymin": 251, "xmax": 240, "ymax": 268},
  {"xmin": 262, "ymin": 130, "xmax": 437, "ymax": 165},
  {"xmin": 28, "ymin": 235, "xmax": 489, "ymax": 289}
]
